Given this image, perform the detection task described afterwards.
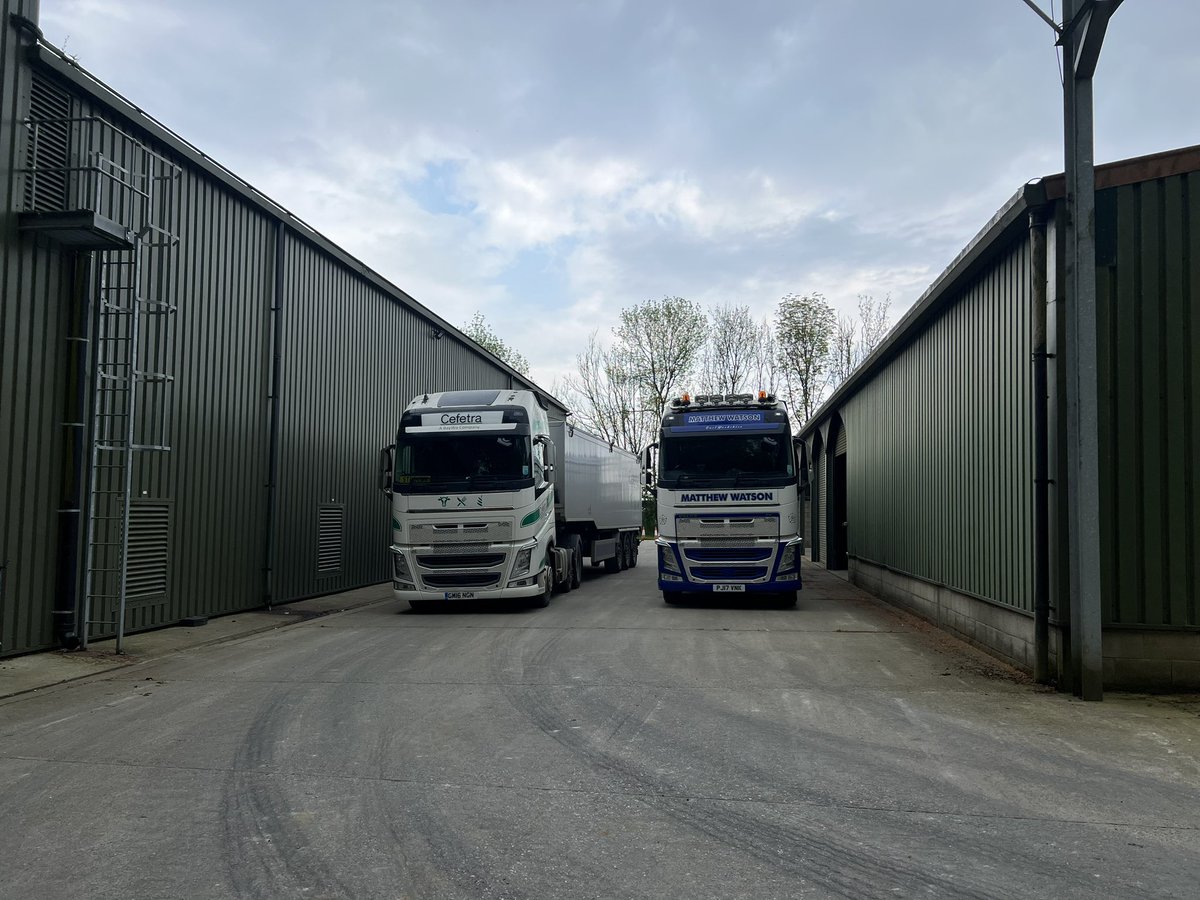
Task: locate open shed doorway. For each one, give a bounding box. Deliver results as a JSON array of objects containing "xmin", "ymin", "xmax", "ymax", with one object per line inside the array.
[
  {"xmin": 828, "ymin": 414, "xmax": 849, "ymax": 570},
  {"xmin": 809, "ymin": 431, "xmax": 824, "ymax": 562}
]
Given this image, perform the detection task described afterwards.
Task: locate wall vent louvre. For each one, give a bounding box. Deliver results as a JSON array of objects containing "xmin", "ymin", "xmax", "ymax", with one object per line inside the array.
[
  {"xmin": 23, "ymin": 75, "xmax": 72, "ymax": 212},
  {"xmin": 127, "ymin": 502, "xmax": 170, "ymax": 598},
  {"xmin": 317, "ymin": 505, "xmax": 344, "ymax": 576}
]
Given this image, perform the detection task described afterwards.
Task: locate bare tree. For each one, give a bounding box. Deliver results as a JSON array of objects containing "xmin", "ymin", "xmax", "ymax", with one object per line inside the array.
[
  {"xmin": 750, "ymin": 316, "xmax": 781, "ymax": 397},
  {"xmin": 615, "ymin": 296, "xmax": 708, "ymax": 426},
  {"xmin": 774, "ymin": 292, "xmax": 835, "ymax": 423},
  {"xmin": 828, "ymin": 314, "xmax": 857, "ymax": 386},
  {"xmin": 698, "ymin": 303, "xmax": 758, "ymax": 395},
  {"xmin": 857, "ymin": 293, "xmax": 891, "ymax": 360},
  {"xmin": 557, "ymin": 331, "xmax": 654, "ymax": 453}
]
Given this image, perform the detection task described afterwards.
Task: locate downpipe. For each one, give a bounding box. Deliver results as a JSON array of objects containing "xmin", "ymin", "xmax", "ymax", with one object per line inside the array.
[
  {"xmin": 1029, "ymin": 206, "xmax": 1052, "ymax": 684},
  {"xmin": 262, "ymin": 221, "xmax": 286, "ymax": 609}
]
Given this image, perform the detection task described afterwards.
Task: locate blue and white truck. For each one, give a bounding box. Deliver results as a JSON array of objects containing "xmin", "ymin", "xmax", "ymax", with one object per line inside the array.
[
  {"xmin": 646, "ymin": 392, "xmax": 803, "ymax": 605},
  {"xmin": 380, "ymin": 389, "xmax": 642, "ymax": 610}
]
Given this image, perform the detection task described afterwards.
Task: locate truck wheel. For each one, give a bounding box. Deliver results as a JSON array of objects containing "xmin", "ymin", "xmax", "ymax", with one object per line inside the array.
[
  {"xmin": 662, "ymin": 591, "xmax": 682, "ymax": 605},
  {"xmin": 532, "ymin": 569, "xmax": 552, "ymax": 608},
  {"xmin": 551, "ymin": 546, "xmax": 571, "ymax": 594},
  {"xmin": 565, "ymin": 534, "xmax": 583, "ymax": 589},
  {"xmin": 408, "ymin": 599, "xmax": 432, "ymax": 613},
  {"xmin": 779, "ymin": 590, "xmax": 798, "ymax": 608}
]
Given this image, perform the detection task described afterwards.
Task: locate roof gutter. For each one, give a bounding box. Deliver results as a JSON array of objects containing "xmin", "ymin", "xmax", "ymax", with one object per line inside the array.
[{"xmin": 798, "ymin": 180, "xmax": 1046, "ymax": 440}]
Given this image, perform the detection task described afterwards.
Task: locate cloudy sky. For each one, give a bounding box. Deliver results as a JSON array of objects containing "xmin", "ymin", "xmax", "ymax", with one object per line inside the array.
[{"xmin": 39, "ymin": 0, "xmax": 1200, "ymax": 390}]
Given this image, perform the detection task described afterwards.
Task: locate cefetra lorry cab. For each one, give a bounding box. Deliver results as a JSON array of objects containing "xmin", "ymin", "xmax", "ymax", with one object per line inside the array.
[
  {"xmin": 379, "ymin": 389, "xmax": 642, "ymax": 610},
  {"xmin": 644, "ymin": 391, "xmax": 803, "ymax": 605}
]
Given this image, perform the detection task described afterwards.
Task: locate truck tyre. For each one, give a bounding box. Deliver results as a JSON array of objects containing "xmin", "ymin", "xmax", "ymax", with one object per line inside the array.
[
  {"xmin": 662, "ymin": 591, "xmax": 682, "ymax": 605},
  {"xmin": 604, "ymin": 541, "xmax": 620, "ymax": 572},
  {"xmin": 627, "ymin": 534, "xmax": 639, "ymax": 568},
  {"xmin": 532, "ymin": 568, "xmax": 552, "ymax": 608},
  {"xmin": 551, "ymin": 546, "xmax": 571, "ymax": 594},
  {"xmin": 565, "ymin": 534, "xmax": 583, "ymax": 589},
  {"xmin": 779, "ymin": 590, "xmax": 798, "ymax": 608},
  {"xmin": 408, "ymin": 599, "xmax": 432, "ymax": 613}
]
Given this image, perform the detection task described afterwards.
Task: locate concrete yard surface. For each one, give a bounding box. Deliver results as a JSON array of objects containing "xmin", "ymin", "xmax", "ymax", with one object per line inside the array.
[{"xmin": 1, "ymin": 557, "xmax": 1197, "ymax": 899}]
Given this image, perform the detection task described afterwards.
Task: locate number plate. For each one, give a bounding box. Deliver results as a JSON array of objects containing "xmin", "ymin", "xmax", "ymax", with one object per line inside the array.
[
  {"xmin": 444, "ymin": 591, "xmax": 476, "ymax": 600},
  {"xmin": 712, "ymin": 584, "xmax": 745, "ymax": 593}
]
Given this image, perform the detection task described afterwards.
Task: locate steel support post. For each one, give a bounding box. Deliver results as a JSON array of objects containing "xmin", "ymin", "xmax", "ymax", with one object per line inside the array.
[{"xmin": 1061, "ymin": 0, "xmax": 1120, "ymax": 700}]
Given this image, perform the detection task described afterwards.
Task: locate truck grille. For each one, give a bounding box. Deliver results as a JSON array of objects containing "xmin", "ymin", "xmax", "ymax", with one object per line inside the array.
[
  {"xmin": 691, "ymin": 566, "xmax": 769, "ymax": 581},
  {"xmin": 423, "ymin": 573, "xmax": 502, "ymax": 588},
  {"xmin": 417, "ymin": 553, "xmax": 505, "ymax": 569},
  {"xmin": 676, "ymin": 514, "xmax": 777, "ymax": 540},
  {"xmin": 683, "ymin": 547, "xmax": 772, "ymax": 562},
  {"xmin": 410, "ymin": 521, "xmax": 512, "ymax": 545}
]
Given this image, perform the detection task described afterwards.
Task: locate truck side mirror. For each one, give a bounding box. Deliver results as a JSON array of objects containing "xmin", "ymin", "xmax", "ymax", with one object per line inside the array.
[
  {"xmin": 641, "ymin": 442, "xmax": 658, "ymax": 486},
  {"xmin": 379, "ymin": 444, "xmax": 395, "ymax": 496},
  {"xmin": 540, "ymin": 436, "xmax": 556, "ymax": 476}
]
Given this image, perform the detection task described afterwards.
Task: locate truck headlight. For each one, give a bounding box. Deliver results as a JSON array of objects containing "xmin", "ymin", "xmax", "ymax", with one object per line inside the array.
[
  {"xmin": 512, "ymin": 542, "xmax": 537, "ymax": 577},
  {"xmin": 392, "ymin": 548, "xmax": 411, "ymax": 580},
  {"xmin": 657, "ymin": 541, "xmax": 680, "ymax": 574},
  {"xmin": 778, "ymin": 539, "xmax": 803, "ymax": 573}
]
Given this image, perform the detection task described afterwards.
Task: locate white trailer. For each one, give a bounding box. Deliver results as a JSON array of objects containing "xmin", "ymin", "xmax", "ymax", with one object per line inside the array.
[{"xmin": 380, "ymin": 389, "xmax": 642, "ymax": 610}]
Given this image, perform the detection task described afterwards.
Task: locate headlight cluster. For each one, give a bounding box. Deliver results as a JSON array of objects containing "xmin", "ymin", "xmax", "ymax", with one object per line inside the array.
[
  {"xmin": 657, "ymin": 541, "xmax": 681, "ymax": 574},
  {"xmin": 512, "ymin": 542, "xmax": 537, "ymax": 577},
  {"xmin": 392, "ymin": 548, "xmax": 414, "ymax": 590},
  {"xmin": 778, "ymin": 539, "xmax": 803, "ymax": 573}
]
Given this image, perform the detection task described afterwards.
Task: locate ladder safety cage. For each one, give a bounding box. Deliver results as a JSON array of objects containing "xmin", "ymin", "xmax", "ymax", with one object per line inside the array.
[{"xmin": 21, "ymin": 112, "xmax": 183, "ymax": 652}]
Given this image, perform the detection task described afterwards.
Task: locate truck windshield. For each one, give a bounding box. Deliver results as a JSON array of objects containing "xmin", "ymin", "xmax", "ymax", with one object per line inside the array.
[
  {"xmin": 394, "ymin": 433, "xmax": 533, "ymax": 493},
  {"xmin": 659, "ymin": 432, "xmax": 794, "ymax": 488}
]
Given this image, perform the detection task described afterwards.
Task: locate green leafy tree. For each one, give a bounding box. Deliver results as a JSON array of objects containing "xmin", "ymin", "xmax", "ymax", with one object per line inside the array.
[
  {"xmin": 615, "ymin": 296, "xmax": 708, "ymax": 426},
  {"xmin": 462, "ymin": 311, "xmax": 530, "ymax": 375},
  {"xmin": 775, "ymin": 292, "xmax": 836, "ymax": 423}
]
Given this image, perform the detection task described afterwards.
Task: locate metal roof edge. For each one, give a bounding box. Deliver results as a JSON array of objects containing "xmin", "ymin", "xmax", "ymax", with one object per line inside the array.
[
  {"xmin": 797, "ymin": 142, "xmax": 1200, "ymax": 442},
  {"xmin": 28, "ymin": 42, "xmax": 568, "ymax": 414},
  {"xmin": 798, "ymin": 181, "xmax": 1041, "ymax": 439}
]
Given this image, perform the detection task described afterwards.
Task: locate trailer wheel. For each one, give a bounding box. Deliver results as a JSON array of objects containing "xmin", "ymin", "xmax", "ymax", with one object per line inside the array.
[
  {"xmin": 565, "ymin": 534, "xmax": 583, "ymax": 589},
  {"xmin": 627, "ymin": 534, "xmax": 639, "ymax": 568},
  {"xmin": 604, "ymin": 544, "xmax": 620, "ymax": 572}
]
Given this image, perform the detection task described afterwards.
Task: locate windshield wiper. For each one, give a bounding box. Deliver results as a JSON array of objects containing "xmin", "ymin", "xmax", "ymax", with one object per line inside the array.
[{"xmin": 467, "ymin": 474, "xmax": 523, "ymax": 487}]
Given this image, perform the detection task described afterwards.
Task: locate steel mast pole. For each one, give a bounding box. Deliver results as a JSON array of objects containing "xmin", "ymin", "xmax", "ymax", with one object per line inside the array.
[{"xmin": 1060, "ymin": 0, "xmax": 1121, "ymax": 700}]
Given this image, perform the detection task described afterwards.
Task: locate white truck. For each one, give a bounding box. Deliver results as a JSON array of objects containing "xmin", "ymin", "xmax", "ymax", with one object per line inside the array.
[
  {"xmin": 645, "ymin": 392, "xmax": 803, "ymax": 606},
  {"xmin": 379, "ymin": 389, "xmax": 642, "ymax": 610}
]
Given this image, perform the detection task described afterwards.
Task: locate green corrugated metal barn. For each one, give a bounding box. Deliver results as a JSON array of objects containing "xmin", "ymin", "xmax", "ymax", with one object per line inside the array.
[
  {"xmin": 0, "ymin": 0, "xmax": 566, "ymax": 656},
  {"xmin": 800, "ymin": 146, "xmax": 1200, "ymax": 692}
]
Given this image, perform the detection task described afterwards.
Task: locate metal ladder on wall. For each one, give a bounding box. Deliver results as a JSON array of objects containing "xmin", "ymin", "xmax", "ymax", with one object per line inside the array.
[{"xmin": 80, "ymin": 154, "xmax": 180, "ymax": 652}]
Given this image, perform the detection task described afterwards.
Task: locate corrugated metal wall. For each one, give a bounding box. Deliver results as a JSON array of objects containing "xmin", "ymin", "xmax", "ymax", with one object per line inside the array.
[
  {"xmin": 270, "ymin": 235, "xmax": 525, "ymax": 603},
  {"xmin": 815, "ymin": 448, "xmax": 826, "ymax": 563},
  {"xmin": 1, "ymin": 31, "xmax": 562, "ymax": 654},
  {"xmin": 1096, "ymin": 173, "xmax": 1200, "ymax": 627},
  {"xmin": 0, "ymin": 0, "xmax": 73, "ymax": 654},
  {"xmin": 843, "ymin": 238, "xmax": 1034, "ymax": 612}
]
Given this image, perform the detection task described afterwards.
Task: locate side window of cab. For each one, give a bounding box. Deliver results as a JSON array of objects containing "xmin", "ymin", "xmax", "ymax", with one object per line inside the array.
[{"xmin": 533, "ymin": 439, "xmax": 546, "ymax": 487}]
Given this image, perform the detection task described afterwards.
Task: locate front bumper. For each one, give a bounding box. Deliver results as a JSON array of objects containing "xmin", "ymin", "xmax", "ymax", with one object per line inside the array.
[
  {"xmin": 391, "ymin": 579, "xmax": 546, "ymax": 602},
  {"xmin": 656, "ymin": 538, "xmax": 802, "ymax": 593},
  {"xmin": 391, "ymin": 542, "xmax": 545, "ymax": 601}
]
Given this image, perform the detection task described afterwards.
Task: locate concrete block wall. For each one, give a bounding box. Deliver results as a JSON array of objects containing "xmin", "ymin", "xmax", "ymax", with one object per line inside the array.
[
  {"xmin": 850, "ymin": 558, "xmax": 1200, "ymax": 691},
  {"xmin": 849, "ymin": 559, "xmax": 1047, "ymax": 675}
]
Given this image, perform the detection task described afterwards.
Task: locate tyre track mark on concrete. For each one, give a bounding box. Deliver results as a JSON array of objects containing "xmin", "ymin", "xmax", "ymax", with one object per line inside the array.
[{"xmin": 489, "ymin": 625, "xmax": 1048, "ymax": 900}]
